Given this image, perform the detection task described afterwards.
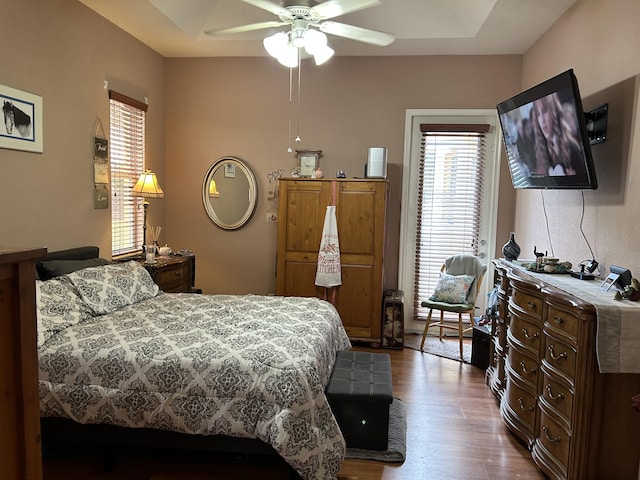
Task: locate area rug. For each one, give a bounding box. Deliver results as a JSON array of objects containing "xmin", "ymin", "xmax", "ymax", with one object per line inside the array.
[
  {"xmin": 345, "ymin": 397, "xmax": 406, "ymax": 463},
  {"xmin": 404, "ymin": 334, "xmax": 471, "ymax": 364}
]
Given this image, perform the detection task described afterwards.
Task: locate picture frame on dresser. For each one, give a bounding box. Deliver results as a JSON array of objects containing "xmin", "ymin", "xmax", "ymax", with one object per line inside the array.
[{"xmin": 296, "ymin": 150, "xmax": 321, "ymax": 177}]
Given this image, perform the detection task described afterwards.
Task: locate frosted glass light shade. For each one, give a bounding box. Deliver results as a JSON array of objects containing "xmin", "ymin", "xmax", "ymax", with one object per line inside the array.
[
  {"xmin": 278, "ymin": 43, "xmax": 299, "ymax": 68},
  {"xmin": 263, "ymin": 32, "xmax": 288, "ymax": 58},
  {"xmin": 304, "ymin": 29, "xmax": 327, "ymax": 55},
  {"xmin": 313, "ymin": 44, "xmax": 334, "ymax": 65}
]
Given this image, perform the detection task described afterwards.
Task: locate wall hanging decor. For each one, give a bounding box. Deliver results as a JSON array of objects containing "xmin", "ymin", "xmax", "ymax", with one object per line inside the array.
[
  {"xmin": 93, "ymin": 118, "xmax": 109, "ymax": 209},
  {"xmin": 0, "ymin": 84, "xmax": 43, "ymax": 153}
]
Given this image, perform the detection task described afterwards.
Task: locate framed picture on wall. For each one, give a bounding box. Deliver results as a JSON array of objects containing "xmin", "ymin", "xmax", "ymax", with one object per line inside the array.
[{"xmin": 0, "ymin": 84, "xmax": 43, "ymax": 153}]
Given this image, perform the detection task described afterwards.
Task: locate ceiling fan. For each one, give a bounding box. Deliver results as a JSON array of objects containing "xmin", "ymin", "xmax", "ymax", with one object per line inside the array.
[{"xmin": 205, "ymin": 0, "xmax": 395, "ymax": 66}]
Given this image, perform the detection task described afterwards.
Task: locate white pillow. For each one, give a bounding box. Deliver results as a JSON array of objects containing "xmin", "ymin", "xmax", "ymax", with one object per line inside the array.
[
  {"xmin": 429, "ymin": 272, "xmax": 475, "ymax": 304},
  {"xmin": 36, "ymin": 277, "xmax": 94, "ymax": 347},
  {"xmin": 66, "ymin": 261, "xmax": 159, "ymax": 315}
]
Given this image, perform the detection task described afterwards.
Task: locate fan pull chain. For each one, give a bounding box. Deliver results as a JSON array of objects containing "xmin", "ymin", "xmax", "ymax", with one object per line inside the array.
[
  {"xmin": 295, "ymin": 49, "xmax": 302, "ymax": 143},
  {"xmin": 287, "ymin": 66, "xmax": 293, "ymax": 152}
]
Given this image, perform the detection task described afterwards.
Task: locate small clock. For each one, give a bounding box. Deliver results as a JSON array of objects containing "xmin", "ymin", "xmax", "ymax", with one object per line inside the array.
[{"xmin": 296, "ymin": 150, "xmax": 322, "ymax": 177}]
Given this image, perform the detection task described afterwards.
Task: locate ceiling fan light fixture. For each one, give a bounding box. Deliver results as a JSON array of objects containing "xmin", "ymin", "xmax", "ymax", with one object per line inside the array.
[
  {"xmin": 290, "ymin": 30, "xmax": 306, "ymax": 49},
  {"xmin": 303, "ymin": 28, "xmax": 327, "ymax": 55},
  {"xmin": 263, "ymin": 31, "xmax": 288, "ymax": 58},
  {"xmin": 313, "ymin": 44, "xmax": 334, "ymax": 65},
  {"xmin": 277, "ymin": 43, "xmax": 299, "ymax": 68}
]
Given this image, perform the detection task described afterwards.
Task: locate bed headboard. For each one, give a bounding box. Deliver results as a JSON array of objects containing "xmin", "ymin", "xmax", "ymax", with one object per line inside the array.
[
  {"xmin": 36, "ymin": 246, "xmax": 107, "ymax": 280},
  {"xmin": 43, "ymin": 246, "xmax": 100, "ymax": 262}
]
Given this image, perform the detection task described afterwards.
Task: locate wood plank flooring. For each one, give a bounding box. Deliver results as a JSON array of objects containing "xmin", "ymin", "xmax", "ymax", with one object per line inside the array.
[{"xmin": 42, "ymin": 336, "xmax": 546, "ymax": 480}]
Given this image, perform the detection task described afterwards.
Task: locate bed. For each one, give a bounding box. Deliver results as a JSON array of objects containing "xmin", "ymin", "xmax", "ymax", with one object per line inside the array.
[{"xmin": 36, "ymin": 247, "xmax": 352, "ymax": 480}]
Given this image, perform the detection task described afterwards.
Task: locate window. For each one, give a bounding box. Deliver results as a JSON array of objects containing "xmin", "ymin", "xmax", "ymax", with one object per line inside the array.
[
  {"xmin": 414, "ymin": 124, "xmax": 488, "ymax": 322},
  {"xmin": 109, "ymin": 91, "xmax": 148, "ymax": 256}
]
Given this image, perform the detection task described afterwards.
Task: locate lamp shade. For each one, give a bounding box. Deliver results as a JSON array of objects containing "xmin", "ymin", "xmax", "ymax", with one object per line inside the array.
[
  {"xmin": 263, "ymin": 31, "xmax": 288, "ymax": 58},
  {"xmin": 131, "ymin": 170, "xmax": 164, "ymax": 198},
  {"xmin": 313, "ymin": 44, "xmax": 334, "ymax": 65},
  {"xmin": 209, "ymin": 179, "xmax": 220, "ymax": 198},
  {"xmin": 304, "ymin": 29, "xmax": 327, "ymax": 55}
]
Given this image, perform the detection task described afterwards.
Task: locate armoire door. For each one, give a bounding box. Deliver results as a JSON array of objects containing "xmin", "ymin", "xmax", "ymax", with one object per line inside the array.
[{"xmin": 276, "ymin": 179, "xmax": 388, "ymax": 343}]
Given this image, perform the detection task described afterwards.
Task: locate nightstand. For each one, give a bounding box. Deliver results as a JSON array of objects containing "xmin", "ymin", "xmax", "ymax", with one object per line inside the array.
[{"xmin": 142, "ymin": 254, "xmax": 195, "ymax": 293}]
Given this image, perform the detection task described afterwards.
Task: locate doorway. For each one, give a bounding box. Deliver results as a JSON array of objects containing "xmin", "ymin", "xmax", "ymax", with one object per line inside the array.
[{"xmin": 399, "ymin": 109, "xmax": 502, "ymax": 334}]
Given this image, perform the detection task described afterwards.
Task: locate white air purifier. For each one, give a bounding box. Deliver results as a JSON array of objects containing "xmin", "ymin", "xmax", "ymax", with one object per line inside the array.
[{"xmin": 365, "ymin": 147, "xmax": 387, "ymax": 178}]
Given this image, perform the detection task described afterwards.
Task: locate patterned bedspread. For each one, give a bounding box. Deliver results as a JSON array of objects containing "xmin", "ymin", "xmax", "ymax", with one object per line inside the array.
[{"xmin": 39, "ymin": 292, "xmax": 351, "ymax": 480}]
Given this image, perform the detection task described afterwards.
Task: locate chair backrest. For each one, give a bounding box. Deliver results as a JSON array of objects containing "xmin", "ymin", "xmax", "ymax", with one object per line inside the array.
[{"xmin": 444, "ymin": 254, "xmax": 487, "ymax": 304}]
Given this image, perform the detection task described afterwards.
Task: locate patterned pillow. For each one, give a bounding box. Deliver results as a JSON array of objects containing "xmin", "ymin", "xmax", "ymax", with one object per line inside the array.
[
  {"xmin": 66, "ymin": 261, "xmax": 159, "ymax": 315},
  {"xmin": 36, "ymin": 277, "xmax": 94, "ymax": 347},
  {"xmin": 429, "ymin": 272, "xmax": 475, "ymax": 304}
]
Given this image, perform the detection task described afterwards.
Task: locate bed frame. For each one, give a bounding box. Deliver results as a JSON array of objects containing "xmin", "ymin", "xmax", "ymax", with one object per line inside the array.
[{"xmin": 38, "ymin": 246, "xmax": 300, "ymax": 479}]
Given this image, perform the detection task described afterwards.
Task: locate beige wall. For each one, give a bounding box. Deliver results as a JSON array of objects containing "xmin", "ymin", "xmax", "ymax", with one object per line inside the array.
[
  {"xmin": 0, "ymin": 0, "xmax": 165, "ymax": 255},
  {"xmin": 11, "ymin": 0, "xmax": 633, "ymax": 296},
  {"xmin": 164, "ymin": 55, "xmax": 520, "ymax": 294},
  {"xmin": 513, "ymin": 0, "xmax": 640, "ymax": 274}
]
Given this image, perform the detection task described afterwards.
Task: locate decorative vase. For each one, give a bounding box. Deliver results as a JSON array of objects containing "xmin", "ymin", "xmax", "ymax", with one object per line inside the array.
[{"xmin": 502, "ymin": 232, "xmax": 521, "ymax": 261}]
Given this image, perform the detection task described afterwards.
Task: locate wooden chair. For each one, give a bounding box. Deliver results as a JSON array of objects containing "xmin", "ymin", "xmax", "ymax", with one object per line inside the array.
[{"xmin": 419, "ymin": 254, "xmax": 486, "ymax": 359}]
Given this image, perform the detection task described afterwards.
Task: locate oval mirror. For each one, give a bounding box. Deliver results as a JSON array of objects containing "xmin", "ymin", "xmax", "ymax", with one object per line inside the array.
[{"xmin": 202, "ymin": 157, "xmax": 258, "ymax": 230}]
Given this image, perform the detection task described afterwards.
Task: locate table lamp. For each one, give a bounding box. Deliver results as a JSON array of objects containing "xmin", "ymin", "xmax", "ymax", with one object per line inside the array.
[{"xmin": 131, "ymin": 170, "xmax": 164, "ymax": 248}]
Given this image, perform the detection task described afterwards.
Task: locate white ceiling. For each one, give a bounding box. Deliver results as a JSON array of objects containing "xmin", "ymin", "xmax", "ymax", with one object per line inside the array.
[{"xmin": 79, "ymin": 0, "xmax": 577, "ymax": 58}]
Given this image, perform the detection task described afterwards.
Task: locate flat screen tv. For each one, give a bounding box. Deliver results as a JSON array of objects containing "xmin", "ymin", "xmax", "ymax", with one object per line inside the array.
[{"xmin": 497, "ymin": 69, "xmax": 598, "ymax": 189}]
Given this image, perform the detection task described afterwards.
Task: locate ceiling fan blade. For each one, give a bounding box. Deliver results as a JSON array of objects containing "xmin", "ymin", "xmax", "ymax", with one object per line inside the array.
[
  {"xmin": 240, "ymin": 0, "xmax": 291, "ymax": 18},
  {"xmin": 205, "ymin": 20, "xmax": 288, "ymax": 36},
  {"xmin": 319, "ymin": 21, "xmax": 395, "ymax": 46},
  {"xmin": 311, "ymin": 0, "xmax": 381, "ymax": 20}
]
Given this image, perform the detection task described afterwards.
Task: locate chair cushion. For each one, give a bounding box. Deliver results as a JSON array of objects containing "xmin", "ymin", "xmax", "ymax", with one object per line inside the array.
[
  {"xmin": 429, "ymin": 272, "xmax": 474, "ymax": 304},
  {"xmin": 421, "ymin": 298, "xmax": 474, "ymax": 312}
]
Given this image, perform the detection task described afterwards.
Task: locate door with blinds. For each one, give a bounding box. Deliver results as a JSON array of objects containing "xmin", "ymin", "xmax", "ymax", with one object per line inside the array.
[{"xmin": 399, "ymin": 110, "xmax": 501, "ymax": 334}]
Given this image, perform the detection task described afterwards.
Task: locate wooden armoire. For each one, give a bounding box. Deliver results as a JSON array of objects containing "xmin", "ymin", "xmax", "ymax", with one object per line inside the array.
[{"xmin": 276, "ymin": 178, "xmax": 388, "ymax": 343}]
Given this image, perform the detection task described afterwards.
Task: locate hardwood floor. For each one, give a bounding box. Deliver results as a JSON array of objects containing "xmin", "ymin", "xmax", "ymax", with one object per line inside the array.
[{"xmin": 42, "ymin": 336, "xmax": 546, "ymax": 480}]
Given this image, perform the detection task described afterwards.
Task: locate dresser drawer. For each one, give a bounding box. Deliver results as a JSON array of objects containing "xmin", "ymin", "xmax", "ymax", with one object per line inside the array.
[
  {"xmin": 506, "ymin": 340, "xmax": 539, "ymax": 388},
  {"xmin": 504, "ymin": 376, "xmax": 537, "ymax": 430},
  {"xmin": 156, "ymin": 263, "xmax": 189, "ymax": 289},
  {"xmin": 540, "ymin": 370, "xmax": 574, "ymax": 422},
  {"xmin": 538, "ymin": 408, "xmax": 571, "ymax": 470},
  {"xmin": 510, "ymin": 314, "xmax": 542, "ymax": 353},
  {"xmin": 543, "ymin": 335, "xmax": 576, "ymax": 381},
  {"xmin": 511, "ymin": 289, "xmax": 543, "ymax": 319},
  {"xmin": 546, "ymin": 305, "xmax": 579, "ymax": 342}
]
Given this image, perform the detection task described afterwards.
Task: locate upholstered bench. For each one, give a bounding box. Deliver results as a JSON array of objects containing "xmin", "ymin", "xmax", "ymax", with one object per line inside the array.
[{"xmin": 326, "ymin": 350, "xmax": 393, "ymax": 450}]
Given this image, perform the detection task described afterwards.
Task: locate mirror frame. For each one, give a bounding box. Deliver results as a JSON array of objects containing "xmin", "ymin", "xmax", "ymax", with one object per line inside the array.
[{"xmin": 202, "ymin": 156, "xmax": 258, "ymax": 230}]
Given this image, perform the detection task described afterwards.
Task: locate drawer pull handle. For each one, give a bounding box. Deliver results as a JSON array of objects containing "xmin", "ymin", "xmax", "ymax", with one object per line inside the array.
[
  {"xmin": 548, "ymin": 345, "xmax": 568, "ymax": 361},
  {"xmin": 527, "ymin": 301, "xmax": 536, "ymax": 310},
  {"xmin": 522, "ymin": 328, "xmax": 539, "ymax": 341},
  {"xmin": 546, "ymin": 384, "xmax": 564, "ymax": 401},
  {"xmin": 517, "ymin": 396, "xmax": 534, "ymax": 411},
  {"xmin": 542, "ymin": 425, "xmax": 561, "ymax": 443},
  {"xmin": 519, "ymin": 361, "xmax": 537, "ymax": 375},
  {"xmin": 552, "ymin": 315, "xmax": 564, "ymax": 325}
]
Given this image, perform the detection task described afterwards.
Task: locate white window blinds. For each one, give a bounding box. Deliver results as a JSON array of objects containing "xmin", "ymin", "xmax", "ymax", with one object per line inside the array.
[
  {"xmin": 109, "ymin": 91, "xmax": 148, "ymax": 256},
  {"xmin": 414, "ymin": 124, "xmax": 488, "ymax": 321}
]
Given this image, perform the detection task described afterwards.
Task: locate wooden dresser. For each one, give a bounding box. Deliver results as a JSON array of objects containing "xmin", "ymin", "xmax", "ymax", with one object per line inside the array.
[
  {"xmin": 276, "ymin": 178, "xmax": 388, "ymax": 343},
  {"xmin": 488, "ymin": 259, "xmax": 640, "ymax": 480},
  {"xmin": 0, "ymin": 246, "xmax": 46, "ymax": 480}
]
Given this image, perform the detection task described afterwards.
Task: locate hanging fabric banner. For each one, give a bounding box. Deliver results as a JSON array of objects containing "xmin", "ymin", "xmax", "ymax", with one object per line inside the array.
[{"xmin": 315, "ymin": 204, "xmax": 342, "ymax": 288}]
